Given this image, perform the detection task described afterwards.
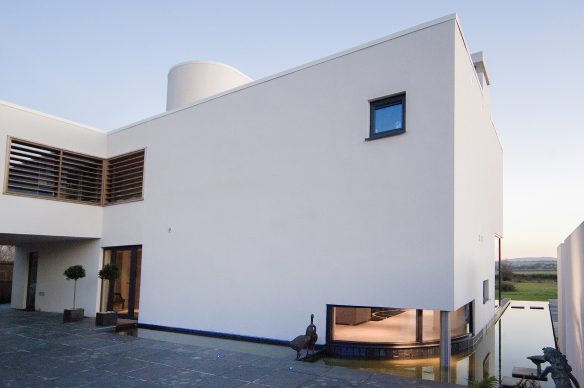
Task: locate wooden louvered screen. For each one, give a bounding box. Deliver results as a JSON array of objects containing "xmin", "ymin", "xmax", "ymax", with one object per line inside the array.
[
  {"xmin": 59, "ymin": 151, "xmax": 103, "ymax": 203},
  {"xmin": 105, "ymin": 150, "xmax": 144, "ymax": 204},
  {"xmin": 6, "ymin": 139, "xmax": 60, "ymax": 198},
  {"xmin": 5, "ymin": 138, "xmax": 144, "ymax": 206}
]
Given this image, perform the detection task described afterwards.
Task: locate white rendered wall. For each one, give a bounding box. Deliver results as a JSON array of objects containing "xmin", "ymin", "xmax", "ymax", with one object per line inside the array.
[
  {"xmin": 0, "ymin": 102, "xmax": 106, "ymax": 239},
  {"xmin": 557, "ymin": 222, "xmax": 584, "ymax": 383},
  {"xmin": 100, "ymin": 127, "xmax": 148, "ymax": 248},
  {"xmin": 557, "ymin": 243, "xmax": 566, "ymax": 362},
  {"xmin": 11, "ymin": 239, "xmax": 102, "ymax": 316},
  {"xmin": 452, "ymin": 23, "xmax": 503, "ymax": 334},
  {"xmin": 123, "ymin": 18, "xmax": 458, "ymax": 342},
  {"xmin": 101, "ymin": 202, "xmax": 143, "ymax": 248}
]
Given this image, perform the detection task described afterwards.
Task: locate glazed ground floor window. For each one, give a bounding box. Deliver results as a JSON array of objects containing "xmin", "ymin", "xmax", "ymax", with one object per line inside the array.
[{"xmin": 330, "ymin": 302, "xmax": 472, "ymax": 344}]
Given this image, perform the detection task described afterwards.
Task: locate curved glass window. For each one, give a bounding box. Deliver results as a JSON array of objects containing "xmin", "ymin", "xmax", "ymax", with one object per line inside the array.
[{"xmin": 331, "ymin": 303, "xmax": 472, "ymax": 344}]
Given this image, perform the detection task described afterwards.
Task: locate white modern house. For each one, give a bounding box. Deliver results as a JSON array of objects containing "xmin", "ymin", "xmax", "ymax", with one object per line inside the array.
[
  {"xmin": 557, "ymin": 222, "xmax": 584, "ymax": 382},
  {"xmin": 1, "ymin": 14, "xmax": 502, "ymax": 362}
]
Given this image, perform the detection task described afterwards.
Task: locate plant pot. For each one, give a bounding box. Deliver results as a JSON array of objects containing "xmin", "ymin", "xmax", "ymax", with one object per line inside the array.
[
  {"xmin": 63, "ymin": 308, "xmax": 84, "ymax": 322},
  {"xmin": 96, "ymin": 311, "xmax": 118, "ymax": 326}
]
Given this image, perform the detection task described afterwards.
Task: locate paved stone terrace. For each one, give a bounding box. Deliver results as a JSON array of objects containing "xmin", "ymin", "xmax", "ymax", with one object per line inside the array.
[{"xmin": 0, "ymin": 306, "xmax": 457, "ymax": 387}]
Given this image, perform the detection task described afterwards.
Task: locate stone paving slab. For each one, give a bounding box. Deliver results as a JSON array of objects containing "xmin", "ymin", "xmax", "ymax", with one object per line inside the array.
[{"xmin": 0, "ymin": 306, "xmax": 460, "ymax": 387}]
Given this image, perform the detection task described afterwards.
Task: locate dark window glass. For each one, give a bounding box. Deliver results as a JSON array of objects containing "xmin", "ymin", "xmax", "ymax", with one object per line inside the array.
[{"xmin": 369, "ymin": 94, "xmax": 405, "ymax": 139}]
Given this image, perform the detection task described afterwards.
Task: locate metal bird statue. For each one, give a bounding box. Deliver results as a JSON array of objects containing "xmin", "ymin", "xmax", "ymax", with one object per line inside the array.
[
  {"xmin": 538, "ymin": 347, "xmax": 580, "ymax": 388},
  {"xmin": 289, "ymin": 314, "xmax": 318, "ymax": 360},
  {"xmin": 305, "ymin": 314, "xmax": 318, "ymax": 354},
  {"xmin": 290, "ymin": 333, "xmax": 311, "ymax": 360}
]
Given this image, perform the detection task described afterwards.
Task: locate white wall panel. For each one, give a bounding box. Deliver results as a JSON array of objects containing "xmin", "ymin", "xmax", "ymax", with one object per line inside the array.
[
  {"xmin": 135, "ymin": 18, "xmax": 458, "ymax": 342},
  {"xmin": 453, "ymin": 22, "xmax": 503, "ymax": 333},
  {"xmin": 558, "ymin": 222, "xmax": 584, "ymax": 383}
]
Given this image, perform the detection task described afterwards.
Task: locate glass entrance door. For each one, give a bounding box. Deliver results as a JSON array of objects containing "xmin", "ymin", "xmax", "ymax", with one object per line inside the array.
[
  {"xmin": 26, "ymin": 252, "xmax": 38, "ymax": 311},
  {"xmin": 101, "ymin": 246, "xmax": 142, "ymax": 320}
]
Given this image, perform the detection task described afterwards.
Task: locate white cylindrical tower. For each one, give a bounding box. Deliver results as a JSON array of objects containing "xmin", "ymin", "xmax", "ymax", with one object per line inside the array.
[{"xmin": 166, "ymin": 61, "xmax": 253, "ymax": 111}]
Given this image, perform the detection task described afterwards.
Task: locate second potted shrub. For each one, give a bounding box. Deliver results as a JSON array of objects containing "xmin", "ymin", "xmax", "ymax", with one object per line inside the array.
[
  {"xmin": 96, "ymin": 263, "xmax": 120, "ymax": 326},
  {"xmin": 63, "ymin": 265, "xmax": 86, "ymax": 322}
]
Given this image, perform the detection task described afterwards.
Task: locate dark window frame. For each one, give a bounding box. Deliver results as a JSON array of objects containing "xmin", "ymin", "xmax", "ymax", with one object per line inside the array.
[{"xmin": 367, "ymin": 93, "xmax": 406, "ymax": 141}]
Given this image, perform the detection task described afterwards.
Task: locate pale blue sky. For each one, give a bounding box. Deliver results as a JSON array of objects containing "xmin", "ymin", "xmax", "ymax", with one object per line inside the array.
[{"xmin": 1, "ymin": 1, "xmax": 583, "ymax": 258}]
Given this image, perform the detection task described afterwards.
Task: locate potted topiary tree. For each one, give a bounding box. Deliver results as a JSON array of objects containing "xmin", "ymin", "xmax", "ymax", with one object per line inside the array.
[
  {"xmin": 96, "ymin": 263, "xmax": 120, "ymax": 326},
  {"xmin": 63, "ymin": 265, "xmax": 86, "ymax": 322}
]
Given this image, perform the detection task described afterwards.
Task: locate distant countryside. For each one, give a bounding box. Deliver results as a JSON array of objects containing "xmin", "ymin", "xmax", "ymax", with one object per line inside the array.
[{"xmin": 496, "ymin": 257, "xmax": 557, "ymax": 301}]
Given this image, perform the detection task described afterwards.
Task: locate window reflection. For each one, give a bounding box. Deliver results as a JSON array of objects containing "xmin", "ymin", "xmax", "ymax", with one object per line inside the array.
[
  {"xmin": 332, "ymin": 303, "xmax": 472, "ymax": 344},
  {"xmin": 375, "ymin": 103, "xmax": 403, "ymax": 133}
]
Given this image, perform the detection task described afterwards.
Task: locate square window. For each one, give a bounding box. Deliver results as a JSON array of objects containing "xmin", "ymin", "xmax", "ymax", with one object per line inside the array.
[
  {"xmin": 369, "ymin": 93, "xmax": 405, "ymax": 139},
  {"xmin": 483, "ymin": 279, "xmax": 490, "ymax": 304}
]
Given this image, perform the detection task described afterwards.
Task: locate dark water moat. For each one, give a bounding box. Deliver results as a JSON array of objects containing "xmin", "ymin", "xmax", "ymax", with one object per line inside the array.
[
  {"xmin": 323, "ymin": 301, "xmax": 555, "ymax": 386},
  {"xmin": 122, "ymin": 300, "xmax": 555, "ymax": 386}
]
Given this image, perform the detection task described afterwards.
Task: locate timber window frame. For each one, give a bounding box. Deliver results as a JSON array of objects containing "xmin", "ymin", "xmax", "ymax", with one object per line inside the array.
[
  {"xmin": 3, "ymin": 137, "xmax": 145, "ymax": 206},
  {"xmin": 104, "ymin": 149, "xmax": 145, "ymax": 205}
]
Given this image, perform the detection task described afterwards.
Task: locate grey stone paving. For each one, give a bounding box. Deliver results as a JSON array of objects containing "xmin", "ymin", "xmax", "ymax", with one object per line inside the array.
[{"xmin": 0, "ymin": 306, "xmax": 457, "ymax": 387}]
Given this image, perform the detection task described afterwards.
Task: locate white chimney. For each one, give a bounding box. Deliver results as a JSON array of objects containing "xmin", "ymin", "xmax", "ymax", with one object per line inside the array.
[
  {"xmin": 166, "ymin": 61, "xmax": 253, "ymax": 111},
  {"xmin": 471, "ymin": 51, "xmax": 490, "ymax": 89}
]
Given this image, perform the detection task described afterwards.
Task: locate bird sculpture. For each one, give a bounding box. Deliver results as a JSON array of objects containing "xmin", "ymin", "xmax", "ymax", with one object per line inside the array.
[
  {"xmin": 305, "ymin": 314, "xmax": 318, "ymax": 353},
  {"xmin": 290, "ymin": 333, "xmax": 311, "ymax": 360},
  {"xmin": 537, "ymin": 347, "xmax": 580, "ymax": 388},
  {"xmin": 289, "ymin": 314, "xmax": 318, "ymax": 360}
]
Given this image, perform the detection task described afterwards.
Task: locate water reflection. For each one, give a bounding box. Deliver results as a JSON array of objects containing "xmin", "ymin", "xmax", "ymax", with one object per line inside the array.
[
  {"xmin": 129, "ymin": 327, "xmax": 294, "ymax": 360},
  {"xmin": 323, "ymin": 327, "xmax": 495, "ymax": 385},
  {"xmin": 498, "ymin": 301, "xmax": 555, "ymax": 388},
  {"xmin": 323, "ymin": 301, "xmax": 556, "ymax": 386},
  {"xmin": 119, "ymin": 301, "xmax": 555, "ymax": 386}
]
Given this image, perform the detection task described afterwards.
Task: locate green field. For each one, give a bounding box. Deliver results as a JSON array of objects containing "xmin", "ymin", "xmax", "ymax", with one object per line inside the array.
[
  {"xmin": 513, "ymin": 270, "xmax": 556, "ymax": 276},
  {"xmin": 501, "ymin": 281, "xmax": 557, "ymax": 301}
]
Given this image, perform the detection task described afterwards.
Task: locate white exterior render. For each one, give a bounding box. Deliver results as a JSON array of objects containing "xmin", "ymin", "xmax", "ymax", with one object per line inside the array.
[
  {"xmin": 557, "ymin": 222, "xmax": 584, "ymax": 383},
  {"xmin": 1, "ymin": 14, "xmax": 502, "ymax": 348}
]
